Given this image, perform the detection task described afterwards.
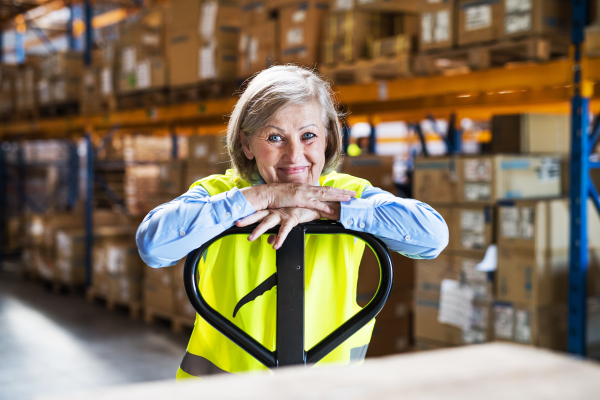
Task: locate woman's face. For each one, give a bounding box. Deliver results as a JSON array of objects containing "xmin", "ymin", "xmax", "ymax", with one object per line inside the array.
[{"xmin": 242, "ymin": 103, "xmax": 327, "ymax": 185}]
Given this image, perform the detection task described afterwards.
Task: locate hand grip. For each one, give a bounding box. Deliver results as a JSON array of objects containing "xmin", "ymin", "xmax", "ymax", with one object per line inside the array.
[{"xmin": 183, "ymin": 220, "xmax": 394, "ymax": 368}]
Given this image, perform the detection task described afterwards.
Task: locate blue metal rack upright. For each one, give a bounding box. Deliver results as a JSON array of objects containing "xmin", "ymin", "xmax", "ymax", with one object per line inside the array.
[{"xmin": 568, "ymin": 0, "xmax": 600, "ymax": 356}]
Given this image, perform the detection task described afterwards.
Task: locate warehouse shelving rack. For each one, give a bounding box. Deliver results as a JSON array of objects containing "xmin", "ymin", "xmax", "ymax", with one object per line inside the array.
[{"xmin": 1, "ymin": 0, "xmax": 600, "ymax": 356}]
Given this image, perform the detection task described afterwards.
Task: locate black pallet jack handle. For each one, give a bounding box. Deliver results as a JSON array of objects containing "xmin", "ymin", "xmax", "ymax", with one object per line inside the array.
[{"xmin": 183, "ymin": 220, "xmax": 394, "ymax": 369}]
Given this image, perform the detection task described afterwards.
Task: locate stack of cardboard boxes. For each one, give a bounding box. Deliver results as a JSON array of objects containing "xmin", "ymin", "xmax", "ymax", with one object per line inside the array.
[
  {"xmin": 37, "ymin": 51, "xmax": 84, "ymax": 112},
  {"xmin": 238, "ymin": 0, "xmax": 278, "ymax": 79},
  {"xmin": 92, "ymin": 227, "xmax": 144, "ymax": 304},
  {"xmin": 144, "ymin": 258, "xmax": 196, "ymax": 324},
  {"xmin": 419, "ymin": 0, "xmax": 570, "ymax": 51},
  {"xmin": 167, "ymin": 0, "xmax": 240, "ymax": 88},
  {"xmin": 118, "ymin": 4, "xmax": 169, "ymax": 94},
  {"xmin": 412, "ymin": 152, "xmax": 564, "ymax": 349},
  {"xmin": 186, "ymin": 134, "xmax": 230, "ymax": 183},
  {"xmin": 0, "ymin": 65, "xmax": 17, "ymax": 117},
  {"xmin": 14, "ymin": 60, "xmax": 38, "ymax": 116},
  {"xmin": 322, "ymin": 1, "xmax": 418, "ymax": 67},
  {"xmin": 80, "ymin": 45, "xmax": 117, "ymax": 115},
  {"xmin": 411, "ymin": 112, "xmax": 600, "ymax": 351}
]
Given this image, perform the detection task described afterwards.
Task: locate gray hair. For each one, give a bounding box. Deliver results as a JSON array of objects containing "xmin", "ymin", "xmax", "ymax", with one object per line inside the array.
[{"xmin": 227, "ymin": 65, "xmax": 343, "ymax": 183}]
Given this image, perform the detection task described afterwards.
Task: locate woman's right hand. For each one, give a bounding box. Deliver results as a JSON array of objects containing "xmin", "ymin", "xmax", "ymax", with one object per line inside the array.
[{"xmin": 240, "ymin": 183, "xmax": 355, "ymax": 215}]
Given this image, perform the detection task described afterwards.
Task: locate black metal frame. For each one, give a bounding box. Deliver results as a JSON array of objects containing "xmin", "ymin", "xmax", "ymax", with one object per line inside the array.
[{"xmin": 183, "ymin": 220, "xmax": 394, "ymax": 369}]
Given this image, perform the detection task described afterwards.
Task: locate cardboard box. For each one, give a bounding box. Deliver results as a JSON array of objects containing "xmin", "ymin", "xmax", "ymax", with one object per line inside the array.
[
  {"xmin": 457, "ymin": 155, "xmax": 562, "ymax": 204},
  {"xmin": 451, "ymin": 205, "xmax": 495, "ymax": 253},
  {"xmin": 419, "ymin": 0, "xmax": 456, "ymax": 51},
  {"xmin": 490, "ymin": 114, "xmax": 570, "ymax": 155},
  {"xmin": 415, "ymin": 252, "xmax": 493, "ymax": 298},
  {"xmin": 280, "ymin": 0, "xmax": 330, "ymax": 65},
  {"xmin": 415, "ymin": 337, "xmax": 457, "ymax": 350},
  {"xmin": 185, "ymin": 165, "xmax": 225, "ymax": 187},
  {"xmin": 199, "ymin": 46, "xmax": 238, "ymax": 81},
  {"xmin": 119, "ymin": 57, "xmax": 167, "ymax": 92},
  {"xmin": 157, "ymin": 160, "xmax": 187, "ymax": 196},
  {"xmin": 415, "ymin": 292, "xmax": 493, "ymax": 345},
  {"xmin": 457, "ymin": 0, "xmax": 503, "ymax": 46},
  {"xmin": 108, "ymin": 275, "xmax": 143, "ymax": 302},
  {"xmin": 502, "ymin": 0, "xmax": 570, "ymax": 39},
  {"xmin": 167, "ymin": 29, "xmax": 202, "ymax": 86},
  {"xmin": 367, "ymin": 317, "xmax": 411, "ymax": 357},
  {"xmin": 323, "ymin": 11, "xmax": 404, "ymax": 64},
  {"xmin": 239, "ymin": 21, "xmax": 279, "ymax": 78},
  {"xmin": 457, "ymin": 155, "xmax": 557, "ymax": 203},
  {"xmin": 493, "ymin": 301, "xmax": 567, "ymax": 350},
  {"xmin": 241, "ymin": 0, "xmax": 271, "ymax": 26},
  {"xmin": 341, "ymin": 155, "xmax": 396, "ymax": 192},
  {"xmin": 413, "ymin": 157, "xmax": 458, "ymax": 204},
  {"xmin": 144, "ymin": 282, "xmax": 176, "ymax": 314},
  {"xmin": 106, "ymin": 243, "xmax": 144, "ymax": 277},
  {"xmin": 174, "ymin": 285, "xmax": 197, "ymax": 319},
  {"xmin": 496, "ymin": 198, "xmax": 600, "ymax": 304},
  {"xmin": 370, "ymin": 34, "xmax": 412, "ymax": 58},
  {"xmin": 199, "ymin": 0, "xmax": 241, "ymax": 49},
  {"xmin": 187, "ymin": 135, "xmax": 229, "ymax": 166},
  {"xmin": 333, "ymin": 0, "xmax": 419, "ymax": 12}
]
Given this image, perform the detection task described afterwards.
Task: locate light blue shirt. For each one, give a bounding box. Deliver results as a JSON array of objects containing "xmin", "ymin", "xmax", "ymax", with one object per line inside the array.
[{"xmin": 136, "ymin": 185, "xmax": 449, "ymax": 268}]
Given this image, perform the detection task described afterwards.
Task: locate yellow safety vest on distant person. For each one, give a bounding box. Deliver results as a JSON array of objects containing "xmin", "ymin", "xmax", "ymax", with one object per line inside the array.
[{"xmin": 176, "ymin": 169, "xmax": 375, "ymax": 379}]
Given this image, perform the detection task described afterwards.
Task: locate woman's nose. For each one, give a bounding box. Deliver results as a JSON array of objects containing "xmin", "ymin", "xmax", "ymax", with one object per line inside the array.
[{"xmin": 286, "ymin": 139, "xmax": 304, "ymax": 163}]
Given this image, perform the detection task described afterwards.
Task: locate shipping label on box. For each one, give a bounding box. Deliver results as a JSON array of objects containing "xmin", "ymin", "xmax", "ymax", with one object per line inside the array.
[{"xmin": 493, "ymin": 301, "xmax": 567, "ymax": 350}]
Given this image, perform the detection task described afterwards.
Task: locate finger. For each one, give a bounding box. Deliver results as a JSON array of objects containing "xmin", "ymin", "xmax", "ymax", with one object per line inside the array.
[
  {"xmin": 307, "ymin": 198, "xmax": 334, "ymax": 215},
  {"xmin": 274, "ymin": 217, "xmax": 298, "ymax": 250},
  {"xmin": 248, "ymin": 213, "xmax": 281, "ymax": 241},
  {"xmin": 315, "ymin": 187, "xmax": 356, "ymax": 201},
  {"xmin": 236, "ymin": 210, "xmax": 270, "ymax": 227},
  {"xmin": 267, "ymin": 235, "xmax": 276, "ymax": 245}
]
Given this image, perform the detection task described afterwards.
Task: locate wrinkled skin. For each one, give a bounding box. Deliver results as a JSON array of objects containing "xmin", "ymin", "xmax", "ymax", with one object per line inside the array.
[{"xmin": 238, "ymin": 103, "xmax": 354, "ymax": 249}]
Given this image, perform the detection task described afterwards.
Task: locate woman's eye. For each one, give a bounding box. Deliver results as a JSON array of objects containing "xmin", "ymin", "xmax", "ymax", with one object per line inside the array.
[
  {"xmin": 268, "ymin": 134, "xmax": 282, "ymax": 142},
  {"xmin": 302, "ymin": 132, "xmax": 316, "ymax": 140}
]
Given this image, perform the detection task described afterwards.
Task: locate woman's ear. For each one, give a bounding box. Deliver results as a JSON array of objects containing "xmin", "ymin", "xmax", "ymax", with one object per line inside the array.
[{"xmin": 239, "ymin": 130, "xmax": 255, "ymax": 160}]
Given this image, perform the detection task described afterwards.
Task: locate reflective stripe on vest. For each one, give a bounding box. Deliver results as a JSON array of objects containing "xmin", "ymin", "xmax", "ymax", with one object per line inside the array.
[
  {"xmin": 180, "ymin": 351, "xmax": 230, "ymax": 377},
  {"xmin": 178, "ymin": 170, "xmax": 374, "ymax": 377}
]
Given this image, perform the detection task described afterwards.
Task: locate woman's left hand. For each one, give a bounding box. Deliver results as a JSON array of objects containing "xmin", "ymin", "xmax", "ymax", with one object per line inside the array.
[{"xmin": 235, "ymin": 204, "xmax": 340, "ymax": 249}]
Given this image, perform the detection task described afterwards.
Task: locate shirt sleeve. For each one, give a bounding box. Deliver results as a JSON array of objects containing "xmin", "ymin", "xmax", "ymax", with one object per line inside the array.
[
  {"xmin": 338, "ymin": 186, "xmax": 449, "ymax": 259},
  {"xmin": 136, "ymin": 186, "xmax": 256, "ymax": 268}
]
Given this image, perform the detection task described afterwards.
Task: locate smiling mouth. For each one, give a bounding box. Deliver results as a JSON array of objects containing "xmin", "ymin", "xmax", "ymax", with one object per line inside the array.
[{"xmin": 278, "ymin": 166, "xmax": 308, "ymax": 174}]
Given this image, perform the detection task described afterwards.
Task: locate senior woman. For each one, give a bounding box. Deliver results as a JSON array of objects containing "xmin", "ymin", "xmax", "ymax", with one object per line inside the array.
[{"xmin": 137, "ymin": 65, "xmax": 448, "ymax": 379}]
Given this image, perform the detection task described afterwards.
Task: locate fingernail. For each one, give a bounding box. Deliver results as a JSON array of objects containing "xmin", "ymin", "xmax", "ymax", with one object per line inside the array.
[{"xmin": 248, "ymin": 235, "xmax": 253, "ymax": 241}]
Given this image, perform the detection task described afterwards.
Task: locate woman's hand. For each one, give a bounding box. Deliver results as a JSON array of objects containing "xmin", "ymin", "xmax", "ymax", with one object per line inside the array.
[
  {"xmin": 235, "ymin": 203, "xmax": 341, "ymax": 249},
  {"xmin": 240, "ymin": 183, "xmax": 354, "ymax": 216}
]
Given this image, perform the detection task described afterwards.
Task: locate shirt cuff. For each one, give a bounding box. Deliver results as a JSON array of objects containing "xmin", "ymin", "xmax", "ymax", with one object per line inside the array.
[
  {"xmin": 210, "ymin": 187, "xmax": 256, "ymax": 226},
  {"xmin": 339, "ymin": 198, "xmax": 373, "ymax": 231}
]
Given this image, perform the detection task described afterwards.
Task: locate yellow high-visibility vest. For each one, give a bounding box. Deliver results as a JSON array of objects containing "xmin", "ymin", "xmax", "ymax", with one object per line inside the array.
[{"xmin": 176, "ymin": 170, "xmax": 375, "ymax": 379}]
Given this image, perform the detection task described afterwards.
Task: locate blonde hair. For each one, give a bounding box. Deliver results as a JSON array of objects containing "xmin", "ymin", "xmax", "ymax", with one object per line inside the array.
[{"xmin": 227, "ymin": 65, "xmax": 343, "ymax": 183}]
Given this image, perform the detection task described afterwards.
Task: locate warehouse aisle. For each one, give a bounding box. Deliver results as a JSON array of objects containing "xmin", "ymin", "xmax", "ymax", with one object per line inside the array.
[{"xmin": 0, "ymin": 271, "xmax": 189, "ymax": 400}]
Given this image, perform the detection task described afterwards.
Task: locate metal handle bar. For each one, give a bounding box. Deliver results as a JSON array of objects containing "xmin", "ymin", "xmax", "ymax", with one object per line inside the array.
[{"xmin": 183, "ymin": 220, "xmax": 394, "ymax": 369}]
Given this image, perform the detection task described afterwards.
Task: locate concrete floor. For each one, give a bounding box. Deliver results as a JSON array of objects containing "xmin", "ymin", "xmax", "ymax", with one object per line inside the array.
[{"xmin": 0, "ymin": 269, "xmax": 189, "ymax": 400}]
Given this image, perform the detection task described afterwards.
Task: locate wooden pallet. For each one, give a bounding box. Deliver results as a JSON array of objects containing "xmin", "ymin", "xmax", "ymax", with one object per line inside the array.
[
  {"xmin": 38, "ymin": 101, "xmax": 80, "ymax": 118},
  {"xmin": 413, "ymin": 36, "xmax": 570, "ymax": 76},
  {"xmin": 144, "ymin": 306, "xmax": 195, "ymax": 333},
  {"xmin": 13, "ymin": 109, "xmax": 39, "ymax": 121},
  {"xmin": 86, "ymin": 287, "xmax": 143, "ymax": 319},
  {"xmin": 117, "ymin": 87, "xmax": 169, "ymax": 110},
  {"xmin": 39, "ymin": 277, "xmax": 85, "ymax": 295},
  {"xmin": 169, "ymin": 81, "xmax": 239, "ymax": 105},
  {"xmin": 320, "ymin": 54, "xmax": 411, "ymax": 85}
]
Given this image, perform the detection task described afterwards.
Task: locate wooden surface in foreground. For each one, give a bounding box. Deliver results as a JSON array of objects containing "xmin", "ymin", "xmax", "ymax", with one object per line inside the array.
[{"xmin": 39, "ymin": 343, "xmax": 600, "ymax": 400}]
